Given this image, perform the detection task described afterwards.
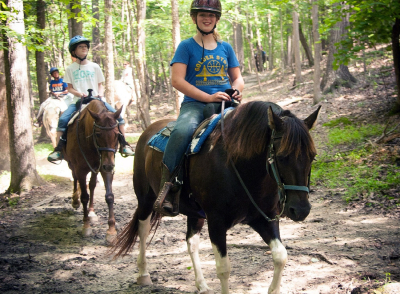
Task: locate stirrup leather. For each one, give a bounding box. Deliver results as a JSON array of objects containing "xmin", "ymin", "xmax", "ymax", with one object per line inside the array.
[{"xmin": 153, "ymin": 182, "xmax": 179, "ymax": 216}]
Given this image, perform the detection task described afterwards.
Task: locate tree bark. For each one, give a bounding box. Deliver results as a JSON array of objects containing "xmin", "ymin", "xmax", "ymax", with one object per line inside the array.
[
  {"xmin": 245, "ymin": 1, "xmax": 262, "ymax": 92},
  {"xmin": 5, "ymin": 0, "xmax": 43, "ymax": 192},
  {"xmin": 92, "ymin": 0, "xmax": 101, "ymax": 65},
  {"xmin": 104, "ymin": 0, "xmax": 115, "ymax": 106},
  {"xmin": 171, "ymin": 0, "xmax": 183, "ymax": 116},
  {"xmin": 312, "ymin": 1, "xmax": 321, "ymax": 104},
  {"xmin": 232, "ymin": 4, "xmax": 244, "ymax": 72},
  {"xmin": 0, "ymin": 39, "xmax": 10, "ymax": 171},
  {"xmin": 267, "ymin": 13, "xmax": 273, "ymax": 70},
  {"xmin": 391, "ymin": 18, "xmax": 400, "ymax": 107},
  {"xmin": 292, "ymin": 7, "xmax": 302, "ymax": 84},
  {"xmin": 279, "ymin": 8, "xmax": 285, "ymax": 75},
  {"xmin": 299, "ymin": 23, "xmax": 314, "ymax": 67},
  {"xmin": 68, "ymin": 0, "xmax": 82, "ymax": 38},
  {"xmin": 321, "ymin": 3, "xmax": 356, "ymax": 92},
  {"xmin": 254, "ymin": 10, "xmax": 264, "ymax": 73},
  {"xmin": 136, "ymin": 0, "xmax": 151, "ymax": 127},
  {"xmin": 36, "ymin": 0, "xmax": 48, "ymax": 142}
]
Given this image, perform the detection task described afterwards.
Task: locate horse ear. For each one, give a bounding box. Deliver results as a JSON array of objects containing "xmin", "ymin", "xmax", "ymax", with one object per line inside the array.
[
  {"xmin": 87, "ymin": 109, "xmax": 100, "ymax": 120},
  {"xmin": 267, "ymin": 106, "xmax": 284, "ymax": 132},
  {"xmin": 303, "ymin": 105, "xmax": 321, "ymax": 130},
  {"xmin": 113, "ymin": 106, "xmax": 123, "ymax": 120}
]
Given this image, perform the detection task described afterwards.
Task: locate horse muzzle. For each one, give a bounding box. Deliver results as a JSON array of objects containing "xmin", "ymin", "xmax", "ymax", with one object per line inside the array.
[
  {"xmin": 102, "ymin": 164, "xmax": 115, "ymax": 173},
  {"xmin": 285, "ymin": 200, "xmax": 311, "ymax": 222}
]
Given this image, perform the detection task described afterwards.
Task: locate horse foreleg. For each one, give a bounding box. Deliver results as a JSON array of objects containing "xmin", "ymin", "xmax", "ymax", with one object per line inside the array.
[
  {"xmin": 102, "ymin": 171, "xmax": 116, "ymax": 244},
  {"xmin": 88, "ymin": 172, "xmax": 98, "ymax": 223},
  {"xmin": 268, "ymin": 239, "xmax": 287, "ymax": 294},
  {"xmin": 71, "ymin": 175, "xmax": 81, "ymax": 209},
  {"xmin": 137, "ymin": 214, "xmax": 152, "ymax": 285},
  {"xmin": 211, "ymin": 243, "xmax": 231, "ymax": 294},
  {"xmin": 186, "ymin": 218, "xmax": 212, "ymax": 293},
  {"xmin": 78, "ymin": 174, "xmax": 92, "ymax": 237}
]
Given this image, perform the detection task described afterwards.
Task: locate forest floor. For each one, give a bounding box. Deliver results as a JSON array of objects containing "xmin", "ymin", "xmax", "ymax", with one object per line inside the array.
[{"xmin": 0, "ymin": 57, "xmax": 400, "ymax": 294}]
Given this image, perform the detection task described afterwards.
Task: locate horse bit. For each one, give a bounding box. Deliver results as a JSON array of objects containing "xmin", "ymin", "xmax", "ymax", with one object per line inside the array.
[{"xmin": 220, "ymin": 101, "xmax": 310, "ymax": 222}]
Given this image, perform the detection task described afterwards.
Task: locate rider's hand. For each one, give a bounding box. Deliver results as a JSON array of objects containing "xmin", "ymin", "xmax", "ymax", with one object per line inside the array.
[
  {"xmin": 210, "ymin": 91, "xmax": 231, "ymax": 103},
  {"xmin": 231, "ymin": 89, "xmax": 242, "ymax": 102}
]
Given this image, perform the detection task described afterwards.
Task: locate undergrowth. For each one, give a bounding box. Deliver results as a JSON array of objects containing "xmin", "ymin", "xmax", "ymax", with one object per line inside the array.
[{"xmin": 312, "ymin": 117, "xmax": 400, "ymax": 205}]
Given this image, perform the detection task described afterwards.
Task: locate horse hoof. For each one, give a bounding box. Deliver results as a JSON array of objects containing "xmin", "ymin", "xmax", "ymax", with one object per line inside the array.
[
  {"xmin": 71, "ymin": 200, "xmax": 80, "ymax": 209},
  {"xmin": 82, "ymin": 227, "xmax": 92, "ymax": 237},
  {"xmin": 106, "ymin": 232, "xmax": 117, "ymax": 245},
  {"xmin": 88, "ymin": 211, "xmax": 98, "ymax": 223},
  {"xmin": 137, "ymin": 275, "xmax": 152, "ymax": 286}
]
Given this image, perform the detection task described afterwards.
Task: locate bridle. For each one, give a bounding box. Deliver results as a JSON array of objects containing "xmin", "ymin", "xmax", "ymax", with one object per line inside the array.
[
  {"xmin": 220, "ymin": 101, "xmax": 310, "ymax": 222},
  {"xmin": 76, "ymin": 100, "xmax": 119, "ymax": 174}
]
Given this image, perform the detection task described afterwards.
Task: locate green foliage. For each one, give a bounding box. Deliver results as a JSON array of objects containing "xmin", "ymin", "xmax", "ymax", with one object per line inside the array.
[
  {"xmin": 327, "ymin": 124, "xmax": 384, "ymax": 145},
  {"xmin": 312, "ymin": 120, "xmax": 400, "ymax": 202},
  {"xmin": 125, "ymin": 135, "xmax": 140, "ymax": 144},
  {"xmin": 34, "ymin": 143, "xmax": 53, "ymax": 158}
]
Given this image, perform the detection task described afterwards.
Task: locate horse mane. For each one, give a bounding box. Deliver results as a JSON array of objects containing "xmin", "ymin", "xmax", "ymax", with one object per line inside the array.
[{"xmin": 210, "ymin": 101, "xmax": 316, "ymax": 162}]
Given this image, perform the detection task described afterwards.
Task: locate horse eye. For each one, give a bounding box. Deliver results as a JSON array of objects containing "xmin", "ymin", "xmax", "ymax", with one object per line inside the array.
[{"xmin": 95, "ymin": 132, "xmax": 101, "ymax": 137}]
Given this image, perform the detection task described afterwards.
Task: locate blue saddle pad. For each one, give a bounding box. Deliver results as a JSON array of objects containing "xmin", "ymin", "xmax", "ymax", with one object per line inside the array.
[{"xmin": 147, "ymin": 108, "xmax": 233, "ymax": 155}]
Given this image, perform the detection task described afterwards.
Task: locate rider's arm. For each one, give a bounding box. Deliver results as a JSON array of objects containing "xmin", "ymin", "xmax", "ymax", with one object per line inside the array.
[
  {"xmin": 67, "ymin": 83, "xmax": 86, "ymax": 98},
  {"xmin": 228, "ymin": 67, "xmax": 244, "ymax": 102},
  {"xmin": 171, "ymin": 62, "xmax": 230, "ymax": 103},
  {"xmin": 97, "ymin": 83, "xmax": 104, "ymax": 98}
]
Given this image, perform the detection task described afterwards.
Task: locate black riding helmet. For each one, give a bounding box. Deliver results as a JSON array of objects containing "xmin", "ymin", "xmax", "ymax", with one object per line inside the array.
[
  {"xmin": 68, "ymin": 35, "xmax": 90, "ymax": 62},
  {"xmin": 190, "ymin": 0, "xmax": 222, "ymax": 35}
]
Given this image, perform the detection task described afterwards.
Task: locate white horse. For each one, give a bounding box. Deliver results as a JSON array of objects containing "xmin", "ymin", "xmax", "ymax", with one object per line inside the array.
[{"xmin": 111, "ymin": 80, "xmax": 138, "ymax": 121}]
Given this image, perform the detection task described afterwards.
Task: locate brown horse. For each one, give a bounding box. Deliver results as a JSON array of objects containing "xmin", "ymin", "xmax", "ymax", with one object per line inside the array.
[
  {"xmin": 113, "ymin": 101, "xmax": 321, "ymax": 293},
  {"xmin": 64, "ymin": 99, "xmax": 122, "ymax": 243}
]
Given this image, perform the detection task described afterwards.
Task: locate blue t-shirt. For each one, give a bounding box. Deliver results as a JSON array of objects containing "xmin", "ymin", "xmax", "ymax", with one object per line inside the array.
[
  {"xmin": 49, "ymin": 78, "xmax": 68, "ymax": 93},
  {"xmin": 171, "ymin": 38, "xmax": 240, "ymax": 103}
]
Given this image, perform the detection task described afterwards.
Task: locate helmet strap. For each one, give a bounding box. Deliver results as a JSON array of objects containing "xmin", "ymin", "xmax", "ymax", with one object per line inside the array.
[{"xmin": 197, "ymin": 23, "xmax": 216, "ymax": 63}]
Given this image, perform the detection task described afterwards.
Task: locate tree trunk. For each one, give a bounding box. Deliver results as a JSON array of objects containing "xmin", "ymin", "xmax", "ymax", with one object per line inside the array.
[
  {"xmin": 5, "ymin": 0, "xmax": 43, "ymax": 192},
  {"xmin": 136, "ymin": 0, "xmax": 151, "ymax": 127},
  {"xmin": 245, "ymin": 1, "xmax": 262, "ymax": 92},
  {"xmin": 292, "ymin": 7, "xmax": 302, "ymax": 84},
  {"xmin": 171, "ymin": 0, "xmax": 183, "ymax": 116},
  {"xmin": 127, "ymin": 0, "xmax": 141, "ymax": 123},
  {"xmin": 0, "ymin": 40, "xmax": 10, "ymax": 171},
  {"xmin": 232, "ymin": 4, "xmax": 244, "ymax": 72},
  {"xmin": 391, "ymin": 18, "xmax": 400, "ymax": 107},
  {"xmin": 279, "ymin": 9, "xmax": 285, "ymax": 76},
  {"xmin": 312, "ymin": 1, "xmax": 321, "ymax": 104},
  {"xmin": 321, "ymin": 3, "xmax": 356, "ymax": 92},
  {"xmin": 299, "ymin": 23, "xmax": 314, "ymax": 67},
  {"xmin": 254, "ymin": 10, "xmax": 264, "ymax": 73},
  {"xmin": 267, "ymin": 13, "xmax": 273, "ymax": 70},
  {"xmin": 36, "ymin": 0, "xmax": 48, "ymax": 142},
  {"xmin": 92, "ymin": 0, "xmax": 101, "ymax": 65},
  {"xmin": 68, "ymin": 1, "xmax": 82, "ymax": 38},
  {"xmin": 104, "ymin": 0, "xmax": 115, "ymax": 106}
]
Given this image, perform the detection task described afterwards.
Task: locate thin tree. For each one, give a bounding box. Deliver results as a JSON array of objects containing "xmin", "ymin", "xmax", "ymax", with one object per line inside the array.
[
  {"xmin": 68, "ymin": 0, "xmax": 82, "ymax": 38},
  {"xmin": 104, "ymin": 0, "xmax": 115, "ymax": 105},
  {"xmin": 36, "ymin": 0, "xmax": 48, "ymax": 142},
  {"xmin": 299, "ymin": 23, "xmax": 314, "ymax": 67},
  {"xmin": 292, "ymin": 6, "xmax": 302, "ymax": 84},
  {"xmin": 312, "ymin": 0, "xmax": 321, "ymax": 103},
  {"xmin": 0, "ymin": 41, "xmax": 10, "ymax": 171},
  {"xmin": 320, "ymin": 3, "xmax": 356, "ymax": 92},
  {"xmin": 4, "ymin": 0, "xmax": 43, "ymax": 192},
  {"xmin": 92, "ymin": 0, "xmax": 101, "ymax": 65},
  {"xmin": 136, "ymin": 0, "xmax": 151, "ymax": 127},
  {"xmin": 171, "ymin": 0, "xmax": 183, "ymax": 116}
]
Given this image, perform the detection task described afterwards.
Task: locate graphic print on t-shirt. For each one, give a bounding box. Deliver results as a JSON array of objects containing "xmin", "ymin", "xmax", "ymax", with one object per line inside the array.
[
  {"xmin": 72, "ymin": 69, "xmax": 95, "ymax": 82},
  {"xmin": 195, "ymin": 54, "xmax": 229, "ymax": 86},
  {"xmin": 50, "ymin": 83, "xmax": 64, "ymax": 92}
]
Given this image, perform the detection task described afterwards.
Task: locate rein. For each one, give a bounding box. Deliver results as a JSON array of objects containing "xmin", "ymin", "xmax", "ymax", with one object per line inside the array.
[
  {"xmin": 76, "ymin": 99, "xmax": 118, "ymax": 174},
  {"xmin": 219, "ymin": 102, "xmax": 310, "ymax": 222}
]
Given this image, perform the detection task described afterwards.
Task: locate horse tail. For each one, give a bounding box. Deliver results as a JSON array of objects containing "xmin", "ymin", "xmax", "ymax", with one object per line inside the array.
[{"xmin": 111, "ymin": 210, "xmax": 162, "ymax": 258}]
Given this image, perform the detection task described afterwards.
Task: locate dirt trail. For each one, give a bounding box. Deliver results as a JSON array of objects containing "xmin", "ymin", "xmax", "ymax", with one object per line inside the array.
[{"xmin": 0, "ymin": 72, "xmax": 399, "ymax": 294}]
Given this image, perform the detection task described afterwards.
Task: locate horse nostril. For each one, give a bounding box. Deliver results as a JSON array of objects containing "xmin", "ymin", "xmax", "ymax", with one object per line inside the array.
[
  {"xmin": 102, "ymin": 165, "xmax": 114, "ymax": 173},
  {"xmin": 289, "ymin": 207, "xmax": 296, "ymax": 217}
]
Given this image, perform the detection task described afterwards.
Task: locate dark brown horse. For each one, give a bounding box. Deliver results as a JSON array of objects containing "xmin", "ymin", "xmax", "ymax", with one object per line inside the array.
[
  {"xmin": 113, "ymin": 101, "xmax": 321, "ymax": 293},
  {"xmin": 64, "ymin": 99, "xmax": 122, "ymax": 243}
]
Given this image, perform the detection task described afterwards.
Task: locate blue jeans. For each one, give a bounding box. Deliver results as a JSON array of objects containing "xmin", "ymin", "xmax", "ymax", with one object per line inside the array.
[
  {"xmin": 57, "ymin": 100, "xmax": 125, "ymax": 132},
  {"xmin": 163, "ymin": 101, "xmax": 206, "ymax": 172}
]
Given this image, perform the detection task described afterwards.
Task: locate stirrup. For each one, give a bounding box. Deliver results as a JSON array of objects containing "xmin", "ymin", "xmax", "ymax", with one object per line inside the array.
[{"xmin": 154, "ymin": 182, "xmax": 179, "ymax": 217}]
